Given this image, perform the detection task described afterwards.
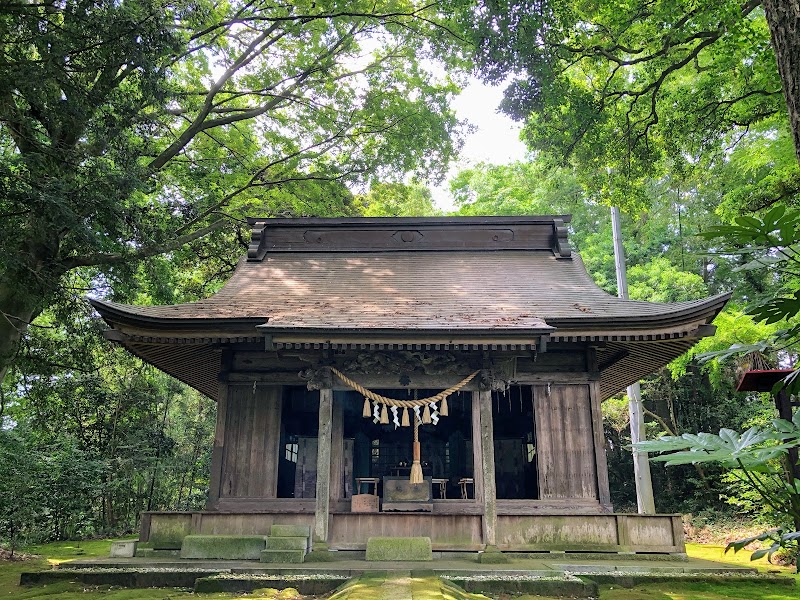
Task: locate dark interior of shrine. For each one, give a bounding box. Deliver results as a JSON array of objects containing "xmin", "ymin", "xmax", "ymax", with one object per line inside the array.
[
  {"xmin": 491, "ymin": 385, "xmax": 539, "ymax": 500},
  {"xmin": 276, "ymin": 384, "xmax": 540, "ymax": 502}
]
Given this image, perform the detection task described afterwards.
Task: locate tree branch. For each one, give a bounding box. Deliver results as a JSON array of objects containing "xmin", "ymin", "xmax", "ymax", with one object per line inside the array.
[{"xmin": 61, "ymin": 219, "xmax": 227, "ymax": 269}]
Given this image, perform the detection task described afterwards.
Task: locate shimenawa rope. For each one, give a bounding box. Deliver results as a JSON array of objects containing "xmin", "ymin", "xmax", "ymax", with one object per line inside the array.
[{"xmin": 327, "ymin": 366, "xmax": 479, "ymax": 407}]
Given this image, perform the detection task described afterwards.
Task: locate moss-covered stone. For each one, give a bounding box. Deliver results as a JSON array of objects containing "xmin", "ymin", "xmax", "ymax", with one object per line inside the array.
[
  {"xmin": 148, "ymin": 515, "xmax": 192, "ymax": 549},
  {"xmin": 365, "ymin": 537, "xmax": 432, "ymax": 561},
  {"xmin": 477, "ymin": 547, "xmax": 510, "ymax": 564},
  {"xmin": 270, "ymin": 524, "xmax": 311, "ymax": 538},
  {"xmin": 267, "ymin": 536, "xmax": 308, "ymax": 550},
  {"xmin": 180, "ymin": 534, "xmax": 266, "ymax": 560},
  {"xmin": 304, "ymin": 549, "xmax": 336, "ymax": 562}
]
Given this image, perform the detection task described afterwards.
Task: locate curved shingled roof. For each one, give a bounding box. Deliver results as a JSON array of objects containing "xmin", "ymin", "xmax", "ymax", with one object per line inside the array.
[{"xmin": 91, "ymin": 216, "xmax": 730, "ymax": 401}]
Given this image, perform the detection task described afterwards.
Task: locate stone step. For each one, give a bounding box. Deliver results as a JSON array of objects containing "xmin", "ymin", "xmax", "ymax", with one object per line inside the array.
[
  {"xmin": 180, "ymin": 534, "xmax": 266, "ymax": 560},
  {"xmin": 270, "ymin": 524, "xmax": 311, "ymax": 538},
  {"xmin": 267, "ymin": 536, "xmax": 308, "ymax": 551},
  {"xmin": 260, "ymin": 549, "xmax": 306, "ymax": 564}
]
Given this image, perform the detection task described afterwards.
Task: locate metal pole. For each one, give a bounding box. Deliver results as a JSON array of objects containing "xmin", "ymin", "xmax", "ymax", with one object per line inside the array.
[{"xmin": 611, "ymin": 207, "xmax": 656, "ymax": 514}]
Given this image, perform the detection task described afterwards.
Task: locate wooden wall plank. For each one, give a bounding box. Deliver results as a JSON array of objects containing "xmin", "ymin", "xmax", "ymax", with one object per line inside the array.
[
  {"xmin": 207, "ymin": 383, "xmax": 229, "ymax": 507},
  {"xmin": 534, "ymin": 384, "xmax": 597, "ymax": 500},
  {"xmin": 248, "ymin": 384, "xmax": 267, "ymax": 496},
  {"xmin": 220, "ymin": 384, "xmax": 282, "ymax": 498},
  {"xmin": 237, "ymin": 387, "xmax": 255, "ymax": 496},
  {"xmin": 590, "ymin": 381, "xmax": 612, "ymax": 508},
  {"xmin": 220, "ymin": 386, "xmax": 242, "ymax": 497},
  {"xmin": 534, "ymin": 385, "xmax": 555, "ymax": 498},
  {"xmin": 260, "ymin": 386, "xmax": 282, "ymax": 498}
]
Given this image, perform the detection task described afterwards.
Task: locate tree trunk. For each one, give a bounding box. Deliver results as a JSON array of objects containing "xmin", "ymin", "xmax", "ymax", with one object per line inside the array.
[
  {"xmin": 0, "ymin": 283, "xmax": 43, "ymax": 384},
  {"xmin": 762, "ymin": 0, "xmax": 800, "ymax": 163}
]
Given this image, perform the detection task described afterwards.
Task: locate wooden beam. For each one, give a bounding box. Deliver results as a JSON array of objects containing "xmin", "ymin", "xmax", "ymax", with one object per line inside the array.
[
  {"xmin": 261, "ymin": 386, "xmax": 282, "ymax": 498},
  {"xmin": 314, "ymin": 388, "xmax": 333, "ymax": 544},
  {"xmin": 477, "ymin": 389, "xmax": 497, "ymax": 547}
]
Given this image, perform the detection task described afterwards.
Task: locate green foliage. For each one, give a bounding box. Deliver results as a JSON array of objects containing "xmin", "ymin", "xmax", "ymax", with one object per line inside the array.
[
  {"xmin": 637, "ymin": 413, "xmax": 800, "ymax": 564},
  {"xmin": 640, "ymin": 415, "xmax": 800, "ymax": 468},
  {"xmin": 357, "ymin": 181, "xmax": 440, "ymax": 217},
  {"xmin": 728, "ymin": 530, "xmax": 800, "ymax": 563},
  {"xmin": 457, "ymin": 1, "xmax": 784, "ymax": 210},
  {"xmin": 0, "ymin": 428, "xmax": 104, "ymax": 551},
  {"xmin": 701, "ymin": 205, "xmax": 800, "ymax": 338},
  {"xmin": 0, "ymin": 0, "xmax": 471, "ymax": 378},
  {"xmin": 628, "ymin": 258, "xmax": 708, "ymax": 303},
  {"xmin": 1, "ymin": 295, "xmax": 215, "ymax": 543},
  {"xmin": 669, "ymin": 311, "xmax": 779, "ymax": 387}
]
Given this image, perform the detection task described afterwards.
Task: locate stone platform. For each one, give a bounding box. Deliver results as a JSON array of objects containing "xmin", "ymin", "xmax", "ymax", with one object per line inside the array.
[{"xmin": 20, "ymin": 550, "xmax": 796, "ymax": 598}]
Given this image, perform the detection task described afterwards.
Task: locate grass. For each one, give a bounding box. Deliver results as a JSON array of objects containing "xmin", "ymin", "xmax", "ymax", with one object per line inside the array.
[
  {"xmin": 685, "ymin": 542, "xmax": 795, "ymax": 575},
  {"xmin": 577, "ymin": 543, "xmax": 799, "ymax": 600},
  {"xmin": 0, "ymin": 539, "xmax": 190, "ymax": 599},
  {"xmin": 0, "ymin": 539, "xmax": 303, "ymax": 600}
]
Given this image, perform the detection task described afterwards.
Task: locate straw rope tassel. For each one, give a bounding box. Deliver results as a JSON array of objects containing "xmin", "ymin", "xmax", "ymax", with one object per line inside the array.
[
  {"xmin": 422, "ymin": 403, "xmax": 431, "ymax": 424},
  {"xmin": 362, "ymin": 397, "xmax": 371, "ymax": 418},
  {"xmin": 401, "ymin": 407, "xmax": 410, "ymax": 427},
  {"xmin": 440, "ymin": 396, "xmax": 448, "ymax": 417},
  {"xmin": 380, "ymin": 403, "xmax": 389, "ymax": 425},
  {"xmin": 410, "ymin": 417, "xmax": 423, "ymax": 484}
]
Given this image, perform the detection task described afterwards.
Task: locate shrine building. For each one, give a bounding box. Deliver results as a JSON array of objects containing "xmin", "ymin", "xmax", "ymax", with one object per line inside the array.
[{"xmin": 91, "ymin": 216, "xmax": 729, "ymax": 555}]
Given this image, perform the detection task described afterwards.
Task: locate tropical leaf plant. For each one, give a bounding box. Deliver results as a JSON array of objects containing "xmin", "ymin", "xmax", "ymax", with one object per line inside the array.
[{"xmin": 635, "ymin": 413, "xmax": 800, "ymax": 569}]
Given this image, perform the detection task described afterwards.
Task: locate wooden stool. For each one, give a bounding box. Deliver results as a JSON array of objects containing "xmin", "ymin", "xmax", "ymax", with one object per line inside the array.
[
  {"xmin": 431, "ymin": 478, "xmax": 448, "ymax": 499},
  {"xmin": 458, "ymin": 478, "xmax": 474, "ymax": 499},
  {"xmin": 355, "ymin": 477, "xmax": 380, "ymax": 495}
]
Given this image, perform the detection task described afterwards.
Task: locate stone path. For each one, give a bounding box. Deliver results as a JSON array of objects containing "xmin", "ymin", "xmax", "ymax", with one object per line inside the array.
[{"xmin": 327, "ymin": 572, "xmax": 490, "ymax": 600}]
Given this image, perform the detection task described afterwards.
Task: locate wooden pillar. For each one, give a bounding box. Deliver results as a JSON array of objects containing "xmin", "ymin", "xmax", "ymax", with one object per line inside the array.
[
  {"xmin": 329, "ymin": 394, "xmax": 344, "ymax": 503},
  {"xmin": 314, "ymin": 387, "xmax": 333, "ymax": 544},
  {"xmin": 477, "ymin": 389, "xmax": 497, "ymax": 547},
  {"xmin": 206, "ymin": 383, "xmax": 228, "ymax": 509}
]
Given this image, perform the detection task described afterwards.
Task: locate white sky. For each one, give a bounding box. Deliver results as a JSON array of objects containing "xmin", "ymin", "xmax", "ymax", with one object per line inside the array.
[{"xmin": 431, "ymin": 79, "xmax": 528, "ymax": 212}]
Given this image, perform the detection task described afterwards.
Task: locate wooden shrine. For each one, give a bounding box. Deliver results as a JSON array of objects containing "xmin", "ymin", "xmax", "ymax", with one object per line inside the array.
[{"xmin": 91, "ymin": 216, "xmax": 730, "ymax": 554}]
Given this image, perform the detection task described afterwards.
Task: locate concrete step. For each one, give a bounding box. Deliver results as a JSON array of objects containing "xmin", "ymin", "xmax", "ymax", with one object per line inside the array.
[
  {"xmin": 260, "ymin": 549, "xmax": 306, "ymax": 564},
  {"xmin": 267, "ymin": 536, "xmax": 308, "ymax": 551},
  {"xmin": 270, "ymin": 524, "xmax": 311, "ymax": 538}
]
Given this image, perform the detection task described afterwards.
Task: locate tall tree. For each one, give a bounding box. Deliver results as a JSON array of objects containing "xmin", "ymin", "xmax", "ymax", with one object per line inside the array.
[
  {"xmin": 456, "ymin": 0, "xmax": 798, "ymax": 206},
  {"xmin": 0, "ymin": 0, "xmax": 468, "ymax": 381}
]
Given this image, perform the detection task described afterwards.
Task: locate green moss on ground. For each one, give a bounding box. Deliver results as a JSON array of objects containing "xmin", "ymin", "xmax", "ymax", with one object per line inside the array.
[
  {"xmin": 686, "ymin": 542, "xmax": 796, "ymax": 575},
  {"xmin": 0, "ymin": 540, "xmax": 314, "ymax": 600}
]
